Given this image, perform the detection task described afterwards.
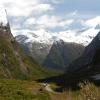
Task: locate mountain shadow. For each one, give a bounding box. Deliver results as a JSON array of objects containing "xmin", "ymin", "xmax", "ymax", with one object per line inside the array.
[
  {"xmin": 64, "ymin": 31, "xmax": 100, "ymax": 82},
  {"xmin": 38, "ymin": 32, "xmax": 100, "ymax": 91},
  {"xmin": 42, "ymin": 40, "xmax": 84, "ymax": 71}
]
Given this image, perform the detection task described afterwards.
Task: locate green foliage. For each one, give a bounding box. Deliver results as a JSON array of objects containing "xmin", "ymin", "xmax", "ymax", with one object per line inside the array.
[
  {"xmin": 0, "ymin": 79, "xmax": 100, "ymax": 100},
  {"xmin": 0, "ymin": 79, "xmax": 50, "ymax": 100},
  {"xmin": 0, "ymin": 38, "xmax": 23, "ymax": 79},
  {"xmin": 0, "ymin": 37, "xmax": 58, "ymax": 80},
  {"xmin": 77, "ymin": 81, "xmax": 100, "ymax": 100},
  {"xmin": 49, "ymin": 81, "xmax": 100, "ymax": 100}
]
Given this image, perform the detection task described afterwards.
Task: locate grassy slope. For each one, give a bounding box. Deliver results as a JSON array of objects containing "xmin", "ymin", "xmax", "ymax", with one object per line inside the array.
[
  {"xmin": 0, "ymin": 79, "xmax": 50, "ymax": 100},
  {"xmin": 0, "ymin": 79, "xmax": 100, "ymax": 100},
  {"xmin": 0, "ymin": 36, "xmax": 58, "ymax": 80},
  {"xmin": 0, "ymin": 28, "xmax": 61, "ymax": 99}
]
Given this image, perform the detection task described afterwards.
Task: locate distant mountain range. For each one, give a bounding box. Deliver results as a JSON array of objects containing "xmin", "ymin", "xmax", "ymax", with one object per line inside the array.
[
  {"xmin": 16, "ymin": 25, "xmax": 100, "ymax": 71},
  {"xmin": 0, "ymin": 7, "xmax": 100, "ymax": 86},
  {"xmin": 16, "ymin": 35, "xmax": 84, "ymax": 71},
  {"xmin": 15, "ymin": 26, "xmax": 100, "ymax": 46}
]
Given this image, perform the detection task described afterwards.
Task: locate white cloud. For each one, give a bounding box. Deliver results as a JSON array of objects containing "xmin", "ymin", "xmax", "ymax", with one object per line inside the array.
[
  {"xmin": 0, "ymin": 0, "xmax": 53, "ymax": 17},
  {"xmin": 35, "ymin": 15, "xmax": 74, "ymax": 29},
  {"xmin": 59, "ymin": 20, "xmax": 74, "ymax": 27},
  {"xmin": 1, "ymin": 0, "xmax": 96, "ymax": 38},
  {"xmin": 21, "ymin": 14, "xmax": 74, "ymax": 31},
  {"xmin": 44, "ymin": 0, "xmax": 65, "ymax": 4},
  {"xmin": 24, "ymin": 18, "xmax": 36, "ymax": 26},
  {"xmin": 67, "ymin": 10, "xmax": 78, "ymax": 16},
  {"xmin": 32, "ymin": 4, "xmax": 53, "ymax": 13},
  {"xmin": 9, "ymin": 4, "xmax": 53, "ymax": 17},
  {"xmin": 81, "ymin": 16, "xmax": 100, "ymax": 28},
  {"xmin": 36, "ymin": 15, "xmax": 60, "ymax": 29},
  {"xmin": 0, "ymin": 0, "xmax": 55, "ymax": 33}
]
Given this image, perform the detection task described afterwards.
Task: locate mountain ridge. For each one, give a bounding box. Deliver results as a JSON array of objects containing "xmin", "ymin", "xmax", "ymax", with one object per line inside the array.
[
  {"xmin": 0, "ymin": 8, "xmax": 56, "ymax": 80},
  {"xmin": 64, "ymin": 31, "xmax": 100, "ymax": 82},
  {"xmin": 15, "ymin": 26, "xmax": 100, "ymax": 46},
  {"xmin": 16, "ymin": 35, "xmax": 84, "ymax": 71}
]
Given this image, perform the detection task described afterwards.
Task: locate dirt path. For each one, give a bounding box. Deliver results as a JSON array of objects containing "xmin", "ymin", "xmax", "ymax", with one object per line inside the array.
[
  {"xmin": 45, "ymin": 84, "xmax": 54, "ymax": 92},
  {"xmin": 42, "ymin": 83, "xmax": 54, "ymax": 93}
]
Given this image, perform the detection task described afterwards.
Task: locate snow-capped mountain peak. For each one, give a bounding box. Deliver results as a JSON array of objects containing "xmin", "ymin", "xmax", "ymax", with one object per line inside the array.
[{"xmin": 15, "ymin": 26, "xmax": 100, "ymax": 46}]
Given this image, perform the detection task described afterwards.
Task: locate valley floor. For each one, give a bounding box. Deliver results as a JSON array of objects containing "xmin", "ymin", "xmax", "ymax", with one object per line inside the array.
[{"xmin": 0, "ymin": 79, "xmax": 100, "ymax": 100}]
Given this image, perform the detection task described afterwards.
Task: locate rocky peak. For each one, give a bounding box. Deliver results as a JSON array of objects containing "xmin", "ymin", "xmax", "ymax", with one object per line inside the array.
[
  {"xmin": 0, "ymin": 7, "xmax": 13, "ymax": 40},
  {"xmin": 95, "ymin": 24, "xmax": 100, "ymax": 29}
]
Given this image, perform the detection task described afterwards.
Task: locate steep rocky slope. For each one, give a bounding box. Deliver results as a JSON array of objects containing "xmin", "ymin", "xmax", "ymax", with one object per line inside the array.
[
  {"xmin": 0, "ymin": 10, "xmax": 55, "ymax": 80},
  {"xmin": 0, "ymin": 27, "xmax": 50, "ymax": 79},
  {"xmin": 65, "ymin": 31, "xmax": 100, "ymax": 82},
  {"xmin": 42, "ymin": 40, "xmax": 84, "ymax": 70}
]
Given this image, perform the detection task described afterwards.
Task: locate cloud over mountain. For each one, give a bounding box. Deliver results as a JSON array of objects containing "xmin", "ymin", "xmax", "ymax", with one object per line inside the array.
[{"xmin": 0, "ymin": 0, "xmax": 100, "ymax": 37}]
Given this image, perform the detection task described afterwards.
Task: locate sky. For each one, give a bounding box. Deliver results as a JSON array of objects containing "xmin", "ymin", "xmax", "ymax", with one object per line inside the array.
[{"xmin": 0, "ymin": 0, "xmax": 100, "ymax": 36}]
